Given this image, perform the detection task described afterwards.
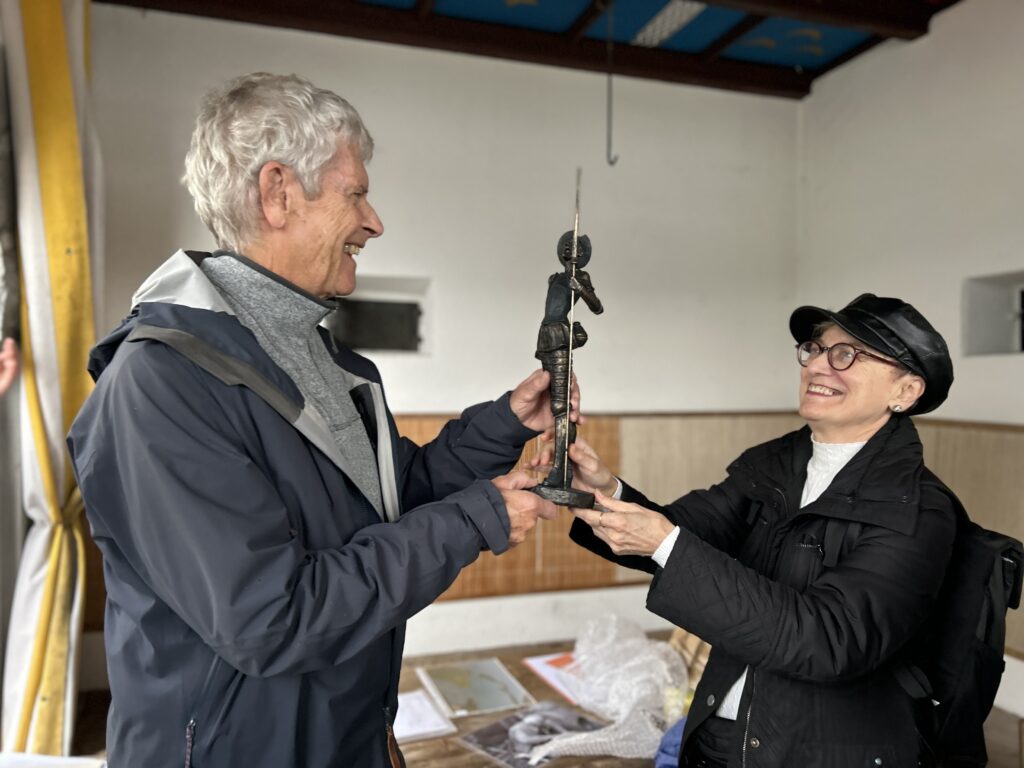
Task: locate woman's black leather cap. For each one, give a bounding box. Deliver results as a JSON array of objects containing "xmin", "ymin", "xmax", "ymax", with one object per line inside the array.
[{"xmin": 789, "ymin": 293, "xmax": 953, "ymax": 415}]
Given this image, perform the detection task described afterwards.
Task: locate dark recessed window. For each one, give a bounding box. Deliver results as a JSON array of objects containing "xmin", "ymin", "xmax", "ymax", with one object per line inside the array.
[
  {"xmin": 963, "ymin": 271, "xmax": 1024, "ymax": 356},
  {"xmin": 1019, "ymin": 288, "xmax": 1024, "ymax": 353},
  {"xmin": 326, "ymin": 299, "xmax": 421, "ymax": 352}
]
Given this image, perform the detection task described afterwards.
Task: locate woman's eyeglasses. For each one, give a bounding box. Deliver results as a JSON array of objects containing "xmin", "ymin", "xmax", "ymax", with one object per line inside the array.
[{"xmin": 796, "ymin": 340, "xmax": 903, "ymax": 372}]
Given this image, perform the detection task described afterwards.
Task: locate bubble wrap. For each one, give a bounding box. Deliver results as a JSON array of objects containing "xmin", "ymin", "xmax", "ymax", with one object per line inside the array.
[{"xmin": 527, "ymin": 615, "xmax": 687, "ymax": 764}]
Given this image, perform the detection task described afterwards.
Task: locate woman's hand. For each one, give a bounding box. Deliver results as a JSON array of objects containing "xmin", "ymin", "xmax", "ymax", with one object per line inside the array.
[
  {"xmin": 523, "ymin": 430, "xmax": 555, "ymax": 475},
  {"xmin": 573, "ymin": 490, "xmax": 676, "ymax": 557},
  {"xmin": 568, "ymin": 436, "xmax": 616, "ymax": 495},
  {"xmin": 524, "ymin": 433, "xmax": 617, "ymax": 497}
]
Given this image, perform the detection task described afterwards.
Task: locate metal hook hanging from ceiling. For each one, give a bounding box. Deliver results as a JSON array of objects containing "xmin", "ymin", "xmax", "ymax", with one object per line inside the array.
[{"xmin": 605, "ymin": 0, "xmax": 619, "ymax": 166}]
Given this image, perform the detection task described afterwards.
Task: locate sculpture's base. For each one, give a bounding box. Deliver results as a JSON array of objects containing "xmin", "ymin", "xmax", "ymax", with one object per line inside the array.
[{"xmin": 531, "ymin": 484, "xmax": 595, "ymax": 509}]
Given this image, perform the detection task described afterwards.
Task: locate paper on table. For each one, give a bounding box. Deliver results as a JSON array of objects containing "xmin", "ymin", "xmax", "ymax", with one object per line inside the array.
[
  {"xmin": 522, "ymin": 652, "xmax": 579, "ymax": 705},
  {"xmin": 392, "ymin": 689, "xmax": 457, "ymax": 743},
  {"xmin": 416, "ymin": 657, "xmax": 535, "ymax": 718},
  {"xmin": 0, "ymin": 757, "xmax": 105, "ymax": 767}
]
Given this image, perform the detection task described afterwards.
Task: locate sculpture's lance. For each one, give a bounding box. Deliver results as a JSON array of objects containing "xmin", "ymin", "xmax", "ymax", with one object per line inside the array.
[
  {"xmin": 531, "ymin": 167, "xmax": 602, "ymax": 509},
  {"xmin": 563, "ymin": 168, "xmax": 581, "ymax": 486}
]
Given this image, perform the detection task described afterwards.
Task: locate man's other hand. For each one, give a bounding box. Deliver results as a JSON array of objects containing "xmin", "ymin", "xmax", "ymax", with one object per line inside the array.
[
  {"xmin": 509, "ymin": 369, "xmax": 582, "ymax": 432},
  {"xmin": 492, "ymin": 470, "xmax": 558, "ymax": 547}
]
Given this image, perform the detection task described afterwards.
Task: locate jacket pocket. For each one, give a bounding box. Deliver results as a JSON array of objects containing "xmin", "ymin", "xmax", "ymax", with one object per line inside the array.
[
  {"xmin": 777, "ymin": 535, "xmax": 824, "ymax": 590},
  {"xmin": 792, "ymin": 741, "xmax": 898, "ymax": 767}
]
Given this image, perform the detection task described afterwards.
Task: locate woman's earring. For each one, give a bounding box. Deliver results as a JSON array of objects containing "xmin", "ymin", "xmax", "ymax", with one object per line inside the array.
[{"xmin": 891, "ymin": 404, "xmax": 903, "ymax": 413}]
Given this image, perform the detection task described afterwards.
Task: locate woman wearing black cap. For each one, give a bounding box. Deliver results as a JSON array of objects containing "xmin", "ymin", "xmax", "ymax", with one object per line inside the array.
[{"xmin": 565, "ymin": 294, "xmax": 958, "ymax": 768}]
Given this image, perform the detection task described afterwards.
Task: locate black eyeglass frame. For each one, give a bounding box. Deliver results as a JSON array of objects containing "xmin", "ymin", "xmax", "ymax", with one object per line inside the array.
[{"xmin": 795, "ymin": 340, "xmax": 905, "ymax": 372}]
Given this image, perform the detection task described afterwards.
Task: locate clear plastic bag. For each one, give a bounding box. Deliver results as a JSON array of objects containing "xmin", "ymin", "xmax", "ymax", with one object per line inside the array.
[{"xmin": 527, "ymin": 615, "xmax": 687, "ymax": 764}]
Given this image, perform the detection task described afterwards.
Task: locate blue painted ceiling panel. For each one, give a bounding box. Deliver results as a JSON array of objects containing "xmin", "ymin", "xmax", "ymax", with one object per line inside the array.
[
  {"xmin": 432, "ymin": 0, "xmax": 593, "ymax": 33},
  {"xmin": 660, "ymin": 7, "xmax": 746, "ymax": 53},
  {"xmin": 584, "ymin": 0, "xmax": 671, "ymax": 43},
  {"xmin": 722, "ymin": 17, "xmax": 872, "ymax": 69}
]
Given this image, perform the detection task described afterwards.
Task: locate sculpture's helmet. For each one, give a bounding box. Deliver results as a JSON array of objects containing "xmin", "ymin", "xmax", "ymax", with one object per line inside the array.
[{"xmin": 557, "ymin": 231, "xmax": 592, "ymax": 268}]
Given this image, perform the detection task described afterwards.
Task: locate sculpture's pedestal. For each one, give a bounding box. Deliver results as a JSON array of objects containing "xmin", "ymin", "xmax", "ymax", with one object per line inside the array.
[{"xmin": 531, "ymin": 483, "xmax": 595, "ymax": 509}]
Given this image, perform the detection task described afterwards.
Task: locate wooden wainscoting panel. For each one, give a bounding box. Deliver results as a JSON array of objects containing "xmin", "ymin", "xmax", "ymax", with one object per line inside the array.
[
  {"xmin": 530, "ymin": 417, "xmax": 635, "ymax": 592},
  {"xmin": 392, "ymin": 415, "xmax": 452, "ymax": 447},
  {"xmin": 77, "ymin": 412, "xmax": 1023, "ymax": 654},
  {"xmin": 618, "ymin": 413, "xmax": 804, "ymax": 503},
  {"xmin": 916, "ymin": 419, "xmax": 1024, "ymax": 656},
  {"xmin": 393, "ymin": 414, "xmax": 632, "ymax": 600}
]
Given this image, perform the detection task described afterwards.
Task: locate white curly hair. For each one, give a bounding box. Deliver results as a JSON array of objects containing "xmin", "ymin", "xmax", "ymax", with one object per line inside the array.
[{"xmin": 182, "ymin": 73, "xmax": 374, "ymax": 251}]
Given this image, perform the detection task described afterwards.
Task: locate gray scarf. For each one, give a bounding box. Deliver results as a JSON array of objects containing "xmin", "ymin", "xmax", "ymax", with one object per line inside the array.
[{"xmin": 201, "ymin": 252, "xmax": 383, "ymax": 514}]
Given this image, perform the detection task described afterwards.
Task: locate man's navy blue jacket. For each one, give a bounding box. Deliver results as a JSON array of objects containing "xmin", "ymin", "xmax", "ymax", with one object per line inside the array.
[{"xmin": 68, "ymin": 250, "xmax": 536, "ymax": 767}]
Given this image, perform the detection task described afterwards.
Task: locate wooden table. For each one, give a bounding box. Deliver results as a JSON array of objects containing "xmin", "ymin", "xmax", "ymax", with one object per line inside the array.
[{"xmin": 398, "ymin": 640, "xmax": 656, "ymax": 768}]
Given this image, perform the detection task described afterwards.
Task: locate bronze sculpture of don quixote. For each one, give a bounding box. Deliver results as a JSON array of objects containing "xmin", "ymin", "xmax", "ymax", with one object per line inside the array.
[{"xmin": 531, "ymin": 169, "xmax": 603, "ymax": 509}]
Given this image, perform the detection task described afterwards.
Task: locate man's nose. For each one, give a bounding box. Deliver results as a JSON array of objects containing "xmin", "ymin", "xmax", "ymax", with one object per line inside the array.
[{"xmin": 364, "ymin": 203, "xmax": 383, "ymax": 238}]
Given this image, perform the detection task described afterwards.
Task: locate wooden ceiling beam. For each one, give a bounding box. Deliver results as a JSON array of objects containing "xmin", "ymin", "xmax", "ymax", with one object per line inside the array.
[
  {"xmin": 97, "ymin": 0, "xmax": 814, "ymax": 98},
  {"xmin": 566, "ymin": 0, "xmax": 609, "ymax": 44},
  {"xmin": 706, "ymin": 0, "xmax": 933, "ymax": 40},
  {"xmin": 414, "ymin": 0, "xmax": 434, "ymax": 24},
  {"xmin": 701, "ymin": 14, "xmax": 764, "ymax": 62}
]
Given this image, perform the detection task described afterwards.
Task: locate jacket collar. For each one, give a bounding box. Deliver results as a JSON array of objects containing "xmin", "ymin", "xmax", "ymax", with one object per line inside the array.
[
  {"xmin": 93, "ymin": 250, "xmax": 401, "ymax": 523},
  {"xmin": 730, "ymin": 416, "xmax": 924, "ymax": 535}
]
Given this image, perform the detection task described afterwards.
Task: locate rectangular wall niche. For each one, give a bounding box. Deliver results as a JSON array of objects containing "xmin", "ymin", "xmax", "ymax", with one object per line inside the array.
[
  {"xmin": 963, "ymin": 270, "xmax": 1024, "ymax": 355},
  {"xmin": 323, "ymin": 275, "xmax": 429, "ymax": 353}
]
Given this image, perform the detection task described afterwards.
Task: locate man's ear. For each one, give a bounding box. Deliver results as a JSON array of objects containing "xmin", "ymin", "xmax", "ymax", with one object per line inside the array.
[{"xmin": 258, "ymin": 161, "xmax": 293, "ymax": 230}]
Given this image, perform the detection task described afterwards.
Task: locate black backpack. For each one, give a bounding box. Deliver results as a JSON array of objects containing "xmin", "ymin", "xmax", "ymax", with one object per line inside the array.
[{"xmin": 823, "ymin": 482, "xmax": 1023, "ymax": 767}]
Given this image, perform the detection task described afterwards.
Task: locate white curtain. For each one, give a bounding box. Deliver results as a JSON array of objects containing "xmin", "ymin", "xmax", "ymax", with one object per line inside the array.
[
  {"xmin": 0, "ymin": 0, "xmax": 100, "ymax": 755},
  {"xmin": 0, "ymin": 7, "xmax": 22, "ymax": 719}
]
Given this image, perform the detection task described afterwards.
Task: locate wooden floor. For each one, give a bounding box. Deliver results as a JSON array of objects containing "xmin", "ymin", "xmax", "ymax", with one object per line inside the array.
[
  {"xmin": 986, "ymin": 706, "xmax": 1023, "ymax": 768},
  {"xmin": 74, "ymin": 654, "xmax": 1024, "ymax": 767}
]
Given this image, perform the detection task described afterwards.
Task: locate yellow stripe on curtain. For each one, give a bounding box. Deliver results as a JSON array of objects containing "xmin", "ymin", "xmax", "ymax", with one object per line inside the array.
[{"xmin": 3, "ymin": 0, "xmax": 95, "ymax": 754}]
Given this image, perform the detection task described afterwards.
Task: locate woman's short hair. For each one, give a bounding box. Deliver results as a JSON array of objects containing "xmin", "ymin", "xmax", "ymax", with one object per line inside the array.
[
  {"xmin": 182, "ymin": 73, "xmax": 374, "ymax": 251},
  {"xmin": 811, "ymin": 320, "xmax": 836, "ymax": 340}
]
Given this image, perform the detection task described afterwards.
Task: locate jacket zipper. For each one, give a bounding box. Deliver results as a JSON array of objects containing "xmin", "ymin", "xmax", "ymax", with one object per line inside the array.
[
  {"xmin": 184, "ymin": 718, "xmax": 196, "ymax": 768},
  {"xmin": 738, "ymin": 484, "xmax": 783, "ymax": 768},
  {"xmin": 740, "ymin": 673, "xmax": 757, "ymax": 768}
]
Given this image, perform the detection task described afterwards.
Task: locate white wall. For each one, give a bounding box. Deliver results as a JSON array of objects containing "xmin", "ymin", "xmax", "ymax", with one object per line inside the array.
[
  {"xmin": 92, "ymin": 5, "xmax": 798, "ymax": 415},
  {"xmin": 798, "ymin": 0, "xmax": 1024, "ymax": 714},
  {"xmin": 90, "ymin": 0, "xmax": 1024, "ymax": 715},
  {"xmin": 797, "ymin": 0, "xmax": 1024, "ymax": 425}
]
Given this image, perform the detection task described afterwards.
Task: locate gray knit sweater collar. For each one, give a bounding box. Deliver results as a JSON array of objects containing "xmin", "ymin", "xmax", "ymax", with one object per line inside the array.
[{"xmin": 206, "ymin": 250, "xmax": 337, "ymax": 331}]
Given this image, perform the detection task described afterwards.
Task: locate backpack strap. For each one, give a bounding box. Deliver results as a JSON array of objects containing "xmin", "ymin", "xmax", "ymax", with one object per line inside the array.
[
  {"xmin": 822, "ymin": 519, "xmax": 861, "ymax": 568},
  {"xmin": 985, "ymin": 543, "xmax": 1008, "ymax": 643}
]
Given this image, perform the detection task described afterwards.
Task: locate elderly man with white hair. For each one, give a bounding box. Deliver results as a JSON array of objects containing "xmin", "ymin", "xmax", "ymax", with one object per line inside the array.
[{"xmin": 69, "ymin": 73, "xmax": 563, "ymax": 768}]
